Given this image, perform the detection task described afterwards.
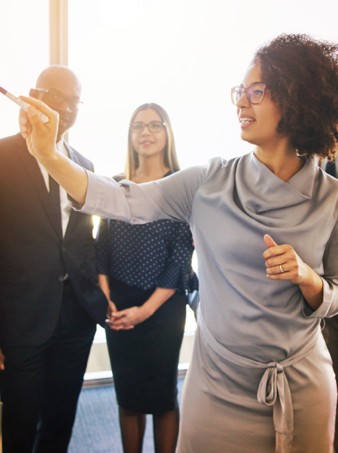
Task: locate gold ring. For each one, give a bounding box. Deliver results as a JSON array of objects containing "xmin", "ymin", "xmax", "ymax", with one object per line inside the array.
[{"xmin": 280, "ymin": 265, "xmax": 284, "ymax": 273}]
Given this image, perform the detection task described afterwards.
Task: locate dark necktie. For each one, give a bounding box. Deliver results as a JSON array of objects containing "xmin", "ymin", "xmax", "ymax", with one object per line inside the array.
[
  {"xmin": 325, "ymin": 160, "xmax": 337, "ymax": 178},
  {"xmin": 49, "ymin": 174, "xmax": 62, "ymax": 236}
]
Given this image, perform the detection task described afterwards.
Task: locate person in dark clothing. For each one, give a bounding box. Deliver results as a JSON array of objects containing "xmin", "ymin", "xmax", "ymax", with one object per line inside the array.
[
  {"xmin": 321, "ymin": 156, "xmax": 338, "ymax": 452},
  {"xmin": 97, "ymin": 103, "xmax": 198, "ymax": 453},
  {"xmin": 0, "ymin": 66, "xmax": 107, "ymax": 453}
]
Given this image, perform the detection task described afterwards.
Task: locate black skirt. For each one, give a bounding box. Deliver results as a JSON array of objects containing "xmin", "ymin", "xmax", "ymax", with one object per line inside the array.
[{"xmin": 106, "ymin": 276, "xmax": 187, "ymax": 414}]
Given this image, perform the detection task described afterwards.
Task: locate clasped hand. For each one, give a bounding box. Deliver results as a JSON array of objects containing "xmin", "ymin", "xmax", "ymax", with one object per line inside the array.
[{"xmin": 106, "ymin": 300, "xmax": 149, "ymax": 331}]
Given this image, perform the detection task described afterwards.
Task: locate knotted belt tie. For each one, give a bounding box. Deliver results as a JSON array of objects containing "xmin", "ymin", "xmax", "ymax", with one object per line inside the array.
[{"xmin": 198, "ymin": 312, "xmax": 320, "ymax": 453}]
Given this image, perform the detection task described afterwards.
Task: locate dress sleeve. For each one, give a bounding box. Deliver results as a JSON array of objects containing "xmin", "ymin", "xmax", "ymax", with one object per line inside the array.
[
  {"xmin": 154, "ymin": 222, "xmax": 198, "ymax": 294},
  {"xmin": 71, "ymin": 164, "xmax": 207, "ymax": 224},
  {"xmin": 95, "ymin": 218, "xmax": 111, "ymax": 275},
  {"xmin": 305, "ymin": 216, "xmax": 338, "ymax": 318}
]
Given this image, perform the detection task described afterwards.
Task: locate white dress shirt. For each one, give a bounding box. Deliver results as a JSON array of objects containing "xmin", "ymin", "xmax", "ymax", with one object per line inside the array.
[{"xmin": 37, "ymin": 140, "xmax": 71, "ymax": 237}]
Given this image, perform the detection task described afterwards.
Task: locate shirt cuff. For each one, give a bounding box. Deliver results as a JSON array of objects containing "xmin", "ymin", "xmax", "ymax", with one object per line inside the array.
[
  {"xmin": 303, "ymin": 278, "xmax": 334, "ymax": 318},
  {"xmin": 68, "ymin": 169, "xmax": 100, "ymax": 213}
]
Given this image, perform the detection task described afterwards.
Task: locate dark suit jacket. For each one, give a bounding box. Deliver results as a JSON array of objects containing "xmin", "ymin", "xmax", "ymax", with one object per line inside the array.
[{"xmin": 0, "ymin": 133, "xmax": 107, "ymax": 347}]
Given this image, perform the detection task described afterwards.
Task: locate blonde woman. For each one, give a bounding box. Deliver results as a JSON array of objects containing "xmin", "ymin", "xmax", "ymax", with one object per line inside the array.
[{"xmin": 96, "ymin": 103, "xmax": 198, "ymax": 453}]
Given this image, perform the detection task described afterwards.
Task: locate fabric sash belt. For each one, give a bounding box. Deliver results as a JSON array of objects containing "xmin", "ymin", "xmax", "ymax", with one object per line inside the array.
[{"xmin": 198, "ymin": 312, "xmax": 320, "ymax": 453}]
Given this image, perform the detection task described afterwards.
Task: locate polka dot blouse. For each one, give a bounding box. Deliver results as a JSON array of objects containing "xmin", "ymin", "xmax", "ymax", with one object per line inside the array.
[{"xmin": 96, "ymin": 173, "xmax": 198, "ymax": 294}]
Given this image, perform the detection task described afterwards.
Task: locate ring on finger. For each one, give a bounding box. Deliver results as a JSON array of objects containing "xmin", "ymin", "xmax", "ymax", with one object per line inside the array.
[{"xmin": 279, "ymin": 265, "xmax": 284, "ymax": 273}]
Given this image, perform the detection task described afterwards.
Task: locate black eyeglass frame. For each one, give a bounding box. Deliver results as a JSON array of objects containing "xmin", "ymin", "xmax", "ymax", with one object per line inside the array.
[
  {"xmin": 231, "ymin": 82, "xmax": 267, "ymax": 105},
  {"xmin": 33, "ymin": 88, "xmax": 83, "ymax": 110},
  {"xmin": 129, "ymin": 121, "xmax": 166, "ymax": 134}
]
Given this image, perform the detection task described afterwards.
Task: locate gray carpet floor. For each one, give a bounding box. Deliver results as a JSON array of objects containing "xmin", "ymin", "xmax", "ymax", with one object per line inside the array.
[{"xmin": 69, "ymin": 377, "xmax": 185, "ymax": 453}]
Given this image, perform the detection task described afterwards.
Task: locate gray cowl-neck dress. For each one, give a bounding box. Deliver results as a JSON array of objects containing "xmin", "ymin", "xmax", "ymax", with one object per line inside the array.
[{"xmin": 75, "ymin": 152, "xmax": 338, "ymax": 453}]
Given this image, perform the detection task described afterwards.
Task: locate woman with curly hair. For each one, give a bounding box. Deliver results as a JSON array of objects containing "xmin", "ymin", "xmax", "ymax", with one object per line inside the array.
[{"xmin": 20, "ymin": 34, "xmax": 338, "ymax": 453}]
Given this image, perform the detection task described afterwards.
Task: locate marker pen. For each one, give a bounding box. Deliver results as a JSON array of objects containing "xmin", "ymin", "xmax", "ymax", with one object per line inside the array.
[{"xmin": 0, "ymin": 86, "xmax": 49, "ymax": 123}]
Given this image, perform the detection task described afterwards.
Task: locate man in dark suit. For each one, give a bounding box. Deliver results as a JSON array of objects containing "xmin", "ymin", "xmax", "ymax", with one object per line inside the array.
[{"xmin": 0, "ymin": 66, "xmax": 107, "ymax": 453}]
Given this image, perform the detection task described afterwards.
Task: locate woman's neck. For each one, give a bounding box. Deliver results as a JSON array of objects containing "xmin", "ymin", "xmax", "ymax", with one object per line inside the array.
[
  {"xmin": 132, "ymin": 154, "xmax": 170, "ymax": 184},
  {"xmin": 254, "ymin": 139, "xmax": 304, "ymax": 182}
]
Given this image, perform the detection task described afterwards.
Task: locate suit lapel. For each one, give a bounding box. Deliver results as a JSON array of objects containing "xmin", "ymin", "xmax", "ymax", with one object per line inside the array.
[
  {"xmin": 63, "ymin": 142, "xmax": 82, "ymax": 240},
  {"xmin": 66, "ymin": 143, "xmax": 81, "ymax": 166},
  {"xmin": 14, "ymin": 134, "xmax": 63, "ymax": 240}
]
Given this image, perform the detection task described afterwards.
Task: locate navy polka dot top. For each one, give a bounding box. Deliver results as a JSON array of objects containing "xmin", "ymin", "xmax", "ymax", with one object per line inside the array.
[{"xmin": 96, "ymin": 173, "xmax": 198, "ymax": 294}]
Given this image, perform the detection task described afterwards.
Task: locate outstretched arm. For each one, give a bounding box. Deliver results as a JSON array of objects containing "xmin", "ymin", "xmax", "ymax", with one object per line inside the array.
[
  {"xmin": 19, "ymin": 97, "xmax": 205, "ymax": 223},
  {"xmin": 19, "ymin": 96, "xmax": 88, "ymax": 205}
]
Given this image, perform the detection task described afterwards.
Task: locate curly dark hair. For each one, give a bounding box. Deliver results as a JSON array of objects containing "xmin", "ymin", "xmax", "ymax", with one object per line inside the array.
[{"xmin": 253, "ymin": 34, "xmax": 338, "ymax": 160}]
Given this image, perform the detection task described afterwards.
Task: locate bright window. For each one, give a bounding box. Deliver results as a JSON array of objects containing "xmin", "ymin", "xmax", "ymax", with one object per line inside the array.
[
  {"xmin": 68, "ymin": 0, "xmax": 338, "ymax": 175},
  {"xmin": 0, "ymin": 1, "xmax": 49, "ymax": 139}
]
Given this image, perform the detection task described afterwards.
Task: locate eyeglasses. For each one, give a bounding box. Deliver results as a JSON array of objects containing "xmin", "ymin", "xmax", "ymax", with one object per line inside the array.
[
  {"xmin": 130, "ymin": 121, "xmax": 166, "ymax": 134},
  {"xmin": 34, "ymin": 88, "xmax": 83, "ymax": 110},
  {"xmin": 231, "ymin": 83, "xmax": 267, "ymax": 105}
]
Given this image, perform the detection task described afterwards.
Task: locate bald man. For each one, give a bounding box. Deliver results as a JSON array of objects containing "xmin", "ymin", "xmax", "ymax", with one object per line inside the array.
[{"xmin": 0, "ymin": 66, "xmax": 107, "ymax": 453}]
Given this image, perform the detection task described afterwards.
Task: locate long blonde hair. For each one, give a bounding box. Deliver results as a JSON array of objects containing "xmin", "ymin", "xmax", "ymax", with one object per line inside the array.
[{"xmin": 125, "ymin": 103, "xmax": 180, "ymax": 180}]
